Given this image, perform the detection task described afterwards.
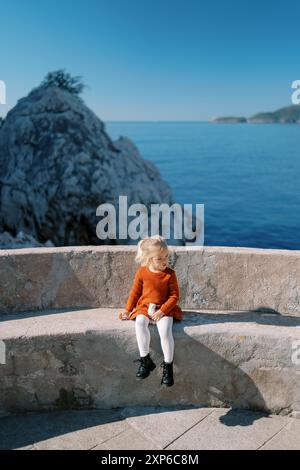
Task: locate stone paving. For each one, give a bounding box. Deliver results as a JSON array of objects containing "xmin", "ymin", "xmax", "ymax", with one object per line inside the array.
[{"xmin": 0, "ymin": 406, "xmax": 299, "ymax": 450}]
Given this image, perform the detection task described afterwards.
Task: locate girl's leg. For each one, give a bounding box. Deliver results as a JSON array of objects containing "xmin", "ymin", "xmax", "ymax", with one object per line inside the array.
[
  {"xmin": 156, "ymin": 316, "xmax": 174, "ymax": 363},
  {"xmin": 135, "ymin": 314, "xmax": 151, "ymax": 357}
]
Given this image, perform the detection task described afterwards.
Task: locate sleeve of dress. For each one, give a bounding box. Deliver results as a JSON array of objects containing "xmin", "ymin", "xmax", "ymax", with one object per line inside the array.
[
  {"xmin": 160, "ymin": 271, "xmax": 180, "ymax": 315},
  {"xmin": 125, "ymin": 268, "xmax": 143, "ymax": 312}
]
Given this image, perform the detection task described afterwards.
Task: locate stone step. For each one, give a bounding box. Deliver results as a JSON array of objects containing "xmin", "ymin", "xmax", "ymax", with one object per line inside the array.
[{"xmin": 1, "ymin": 308, "xmax": 300, "ymax": 415}]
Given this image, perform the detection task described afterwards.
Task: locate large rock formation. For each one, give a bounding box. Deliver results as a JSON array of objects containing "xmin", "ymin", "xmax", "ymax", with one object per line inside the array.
[
  {"xmin": 0, "ymin": 84, "xmax": 184, "ymax": 246},
  {"xmin": 0, "ymin": 230, "xmax": 54, "ymax": 249}
]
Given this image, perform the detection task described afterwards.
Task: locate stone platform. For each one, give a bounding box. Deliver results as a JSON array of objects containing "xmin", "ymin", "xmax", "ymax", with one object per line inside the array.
[{"xmin": 0, "ymin": 406, "xmax": 299, "ymax": 450}]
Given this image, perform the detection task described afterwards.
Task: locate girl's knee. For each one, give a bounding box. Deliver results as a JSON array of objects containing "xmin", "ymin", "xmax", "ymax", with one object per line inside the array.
[
  {"xmin": 136, "ymin": 314, "xmax": 149, "ymax": 325},
  {"xmin": 158, "ymin": 316, "xmax": 173, "ymax": 328}
]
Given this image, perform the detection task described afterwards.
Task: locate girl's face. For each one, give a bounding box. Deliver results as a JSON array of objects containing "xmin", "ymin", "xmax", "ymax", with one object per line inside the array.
[{"xmin": 148, "ymin": 249, "xmax": 169, "ymax": 271}]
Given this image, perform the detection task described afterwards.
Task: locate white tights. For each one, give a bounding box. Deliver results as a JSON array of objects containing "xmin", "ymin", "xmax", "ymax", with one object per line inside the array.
[{"xmin": 135, "ymin": 314, "xmax": 174, "ymax": 363}]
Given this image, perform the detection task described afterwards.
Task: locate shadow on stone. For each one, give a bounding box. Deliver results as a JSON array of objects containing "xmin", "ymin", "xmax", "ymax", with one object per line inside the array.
[
  {"xmin": 0, "ymin": 405, "xmax": 200, "ymax": 449},
  {"xmin": 181, "ymin": 308, "xmax": 300, "ymax": 327},
  {"xmin": 218, "ymin": 407, "xmax": 270, "ymax": 427},
  {"xmin": 160, "ymin": 315, "xmax": 269, "ymax": 416}
]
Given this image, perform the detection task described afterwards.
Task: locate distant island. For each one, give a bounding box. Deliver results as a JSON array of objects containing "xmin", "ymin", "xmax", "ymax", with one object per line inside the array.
[
  {"xmin": 212, "ymin": 105, "xmax": 300, "ymax": 123},
  {"xmin": 213, "ymin": 116, "xmax": 247, "ymax": 123}
]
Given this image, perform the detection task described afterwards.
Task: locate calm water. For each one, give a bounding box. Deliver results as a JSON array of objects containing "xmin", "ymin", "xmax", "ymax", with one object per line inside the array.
[{"xmin": 106, "ymin": 122, "xmax": 300, "ymax": 250}]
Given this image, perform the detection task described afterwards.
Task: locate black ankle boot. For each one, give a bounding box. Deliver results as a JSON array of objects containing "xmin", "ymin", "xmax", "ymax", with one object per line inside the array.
[
  {"xmin": 160, "ymin": 361, "xmax": 174, "ymax": 387},
  {"xmin": 134, "ymin": 354, "xmax": 156, "ymax": 379}
]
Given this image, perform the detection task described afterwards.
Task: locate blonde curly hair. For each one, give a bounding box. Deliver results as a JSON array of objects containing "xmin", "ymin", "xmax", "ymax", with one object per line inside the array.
[{"xmin": 135, "ymin": 235, "xmax": 169, "ymax": 266}]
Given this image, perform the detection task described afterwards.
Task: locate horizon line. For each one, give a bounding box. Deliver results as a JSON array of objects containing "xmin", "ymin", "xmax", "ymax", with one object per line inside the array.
[{"xmin": 104, "ymin": 119, "xmax": 211, "ymax": 122}]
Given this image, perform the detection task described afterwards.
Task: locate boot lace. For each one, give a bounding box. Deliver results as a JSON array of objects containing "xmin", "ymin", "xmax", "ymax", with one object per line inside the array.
[{"xmin": 160, "ymin": 361, "xmax": 170, "ymax": 376}]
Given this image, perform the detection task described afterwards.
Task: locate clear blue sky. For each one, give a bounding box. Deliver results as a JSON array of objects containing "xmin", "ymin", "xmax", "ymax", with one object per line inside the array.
[{"xmin": 1, "ymin": 0, "xmax": 299, "ymax": 120}]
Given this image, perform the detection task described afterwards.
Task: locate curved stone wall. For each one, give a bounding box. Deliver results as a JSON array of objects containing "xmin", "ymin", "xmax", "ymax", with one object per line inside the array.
[{"xmin": 0, "ymin": 245, "xmax": 300, "ymax": 316}]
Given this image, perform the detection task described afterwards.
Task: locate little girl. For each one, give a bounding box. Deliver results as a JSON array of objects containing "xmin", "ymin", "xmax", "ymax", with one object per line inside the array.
[{"xmin": 118, "ymin": 235, "xmax": 183, "ymax": 387}]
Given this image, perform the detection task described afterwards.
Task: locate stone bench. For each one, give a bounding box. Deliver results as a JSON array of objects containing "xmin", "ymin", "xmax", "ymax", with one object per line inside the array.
[{"xmin": 1, "ymin": 307, "xmax": 300, "ymax": 414}]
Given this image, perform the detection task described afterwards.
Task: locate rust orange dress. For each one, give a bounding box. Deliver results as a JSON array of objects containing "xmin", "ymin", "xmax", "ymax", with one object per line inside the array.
[{"xmin": 125, "ymin": 265, "xmax": 183, "ymax": 321}]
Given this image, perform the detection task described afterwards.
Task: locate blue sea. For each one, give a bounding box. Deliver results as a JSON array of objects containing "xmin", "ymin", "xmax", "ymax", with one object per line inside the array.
[{"xmin": 106, "ymin": 122, "xmax": 300, "ymax": 250}]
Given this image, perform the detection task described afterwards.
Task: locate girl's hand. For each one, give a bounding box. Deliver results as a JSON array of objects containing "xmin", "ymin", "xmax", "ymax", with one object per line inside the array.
[
  {"xmin": 151, "ymin": 309, "xmax": 164, "ymax": 322},
  {"xmin": 118, "ymin": 310, "xmax": 131, "ymax": 320}
]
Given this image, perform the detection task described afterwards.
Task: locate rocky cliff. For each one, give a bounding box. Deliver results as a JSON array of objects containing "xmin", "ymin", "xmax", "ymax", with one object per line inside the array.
[{"xmin": 0, "ymin": 84, "xmax": 184, "ymax": 246}]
